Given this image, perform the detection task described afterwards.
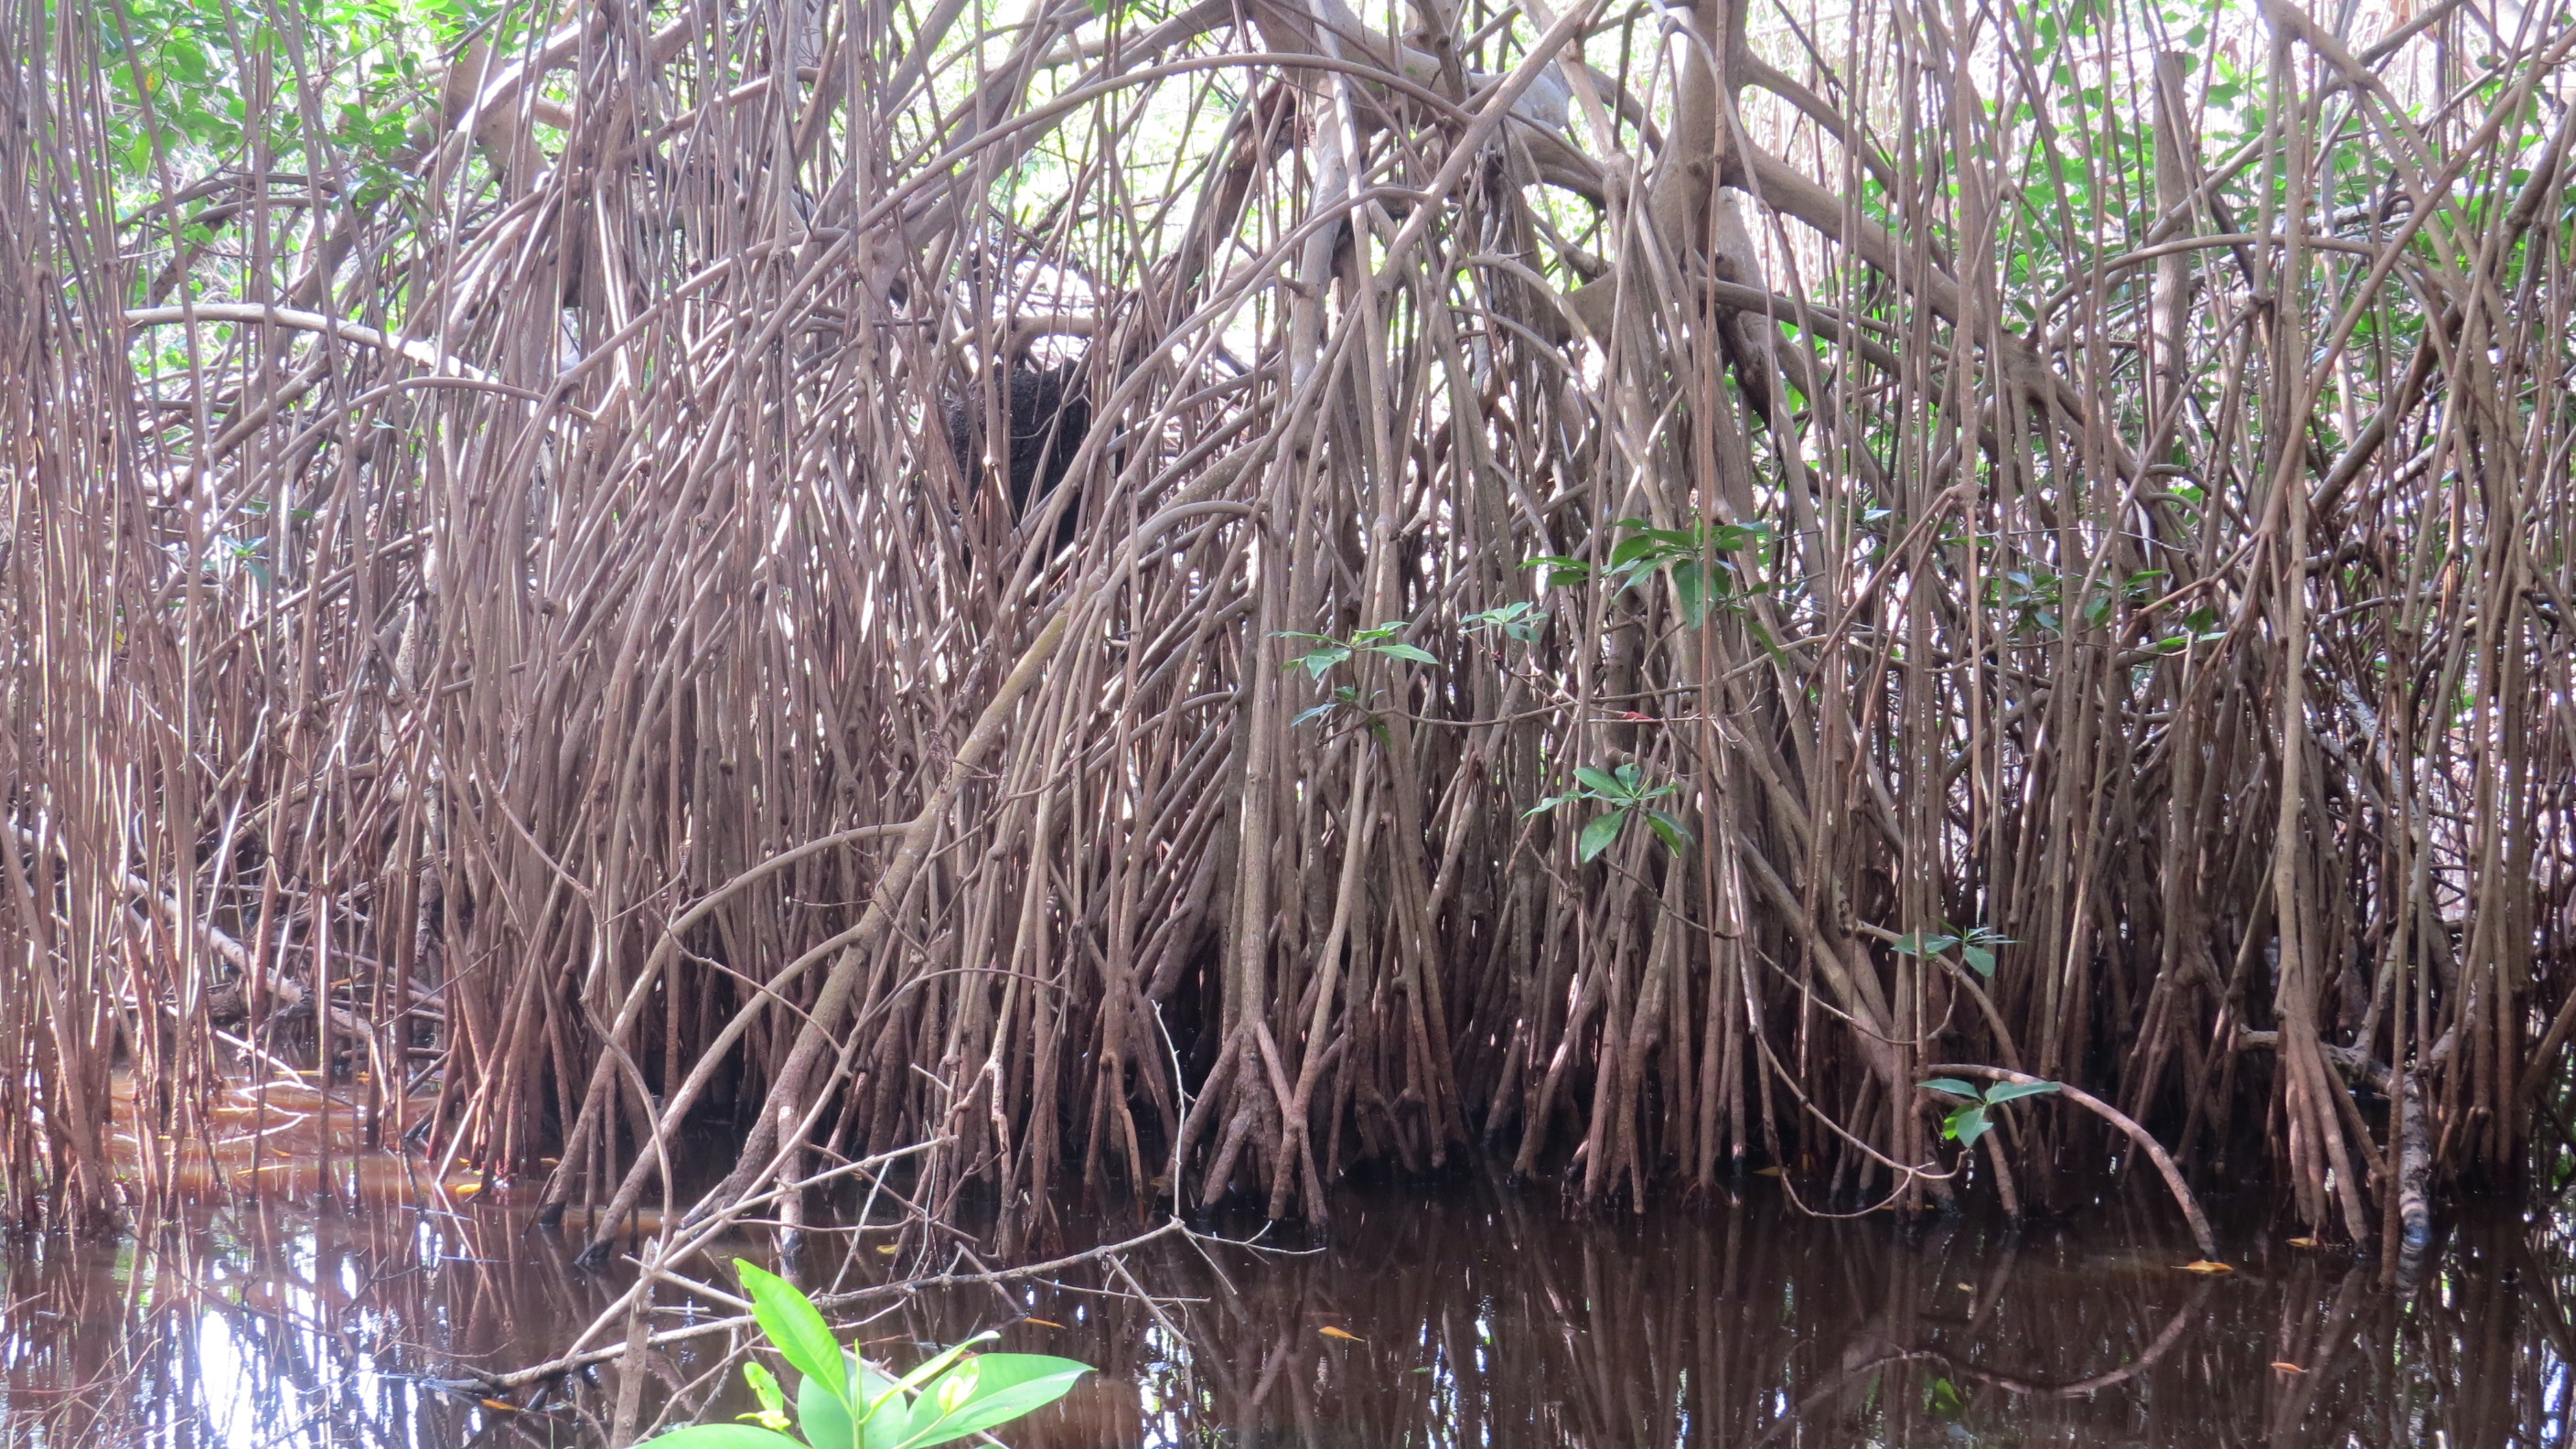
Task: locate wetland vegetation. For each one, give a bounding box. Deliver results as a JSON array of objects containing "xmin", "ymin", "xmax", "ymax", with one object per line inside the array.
[{"xmin": 5, "ymin": 0, "xmax": 2576, "ymax": 1437}]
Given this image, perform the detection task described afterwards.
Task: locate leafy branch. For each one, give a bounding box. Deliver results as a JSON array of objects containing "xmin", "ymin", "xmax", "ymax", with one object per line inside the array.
[
  {"xmin": 1917, "ymin": 1077, "xmax": 2059, "ymax": 1150},
  {"xmin": 1275, "ymin": 620, "xmax": 1441, "ymax": 680},
  {"xmin": 650, "ymin": 1260, "xmax": 1089, "ymax": 1449},
  {"xmin": 1529, "ymin": 518, "xmax": 1772, "ymax": 628},
  {"xmin": 1526, "ymin": 763, "xmax": 1692, "ymax": 863},
  {"xmin": 1461, "ymin": 600, "xmax": 1543, "ymax": 643},
  {"xmin": 1887, "ymin": 922, "xmax": 2013, "ymax": 980}
]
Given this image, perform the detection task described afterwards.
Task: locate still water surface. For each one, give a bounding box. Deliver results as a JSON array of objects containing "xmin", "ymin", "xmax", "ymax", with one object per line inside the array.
[{"xmin": 2, "ymin": 1169, "xmax": 2569, "ymax": 1447}]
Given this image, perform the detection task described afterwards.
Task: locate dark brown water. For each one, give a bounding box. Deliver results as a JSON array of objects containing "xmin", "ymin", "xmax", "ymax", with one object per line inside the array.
[{"xmin": 5, "ymin": 1169, "xmax": 2571, "ymax": 1449}]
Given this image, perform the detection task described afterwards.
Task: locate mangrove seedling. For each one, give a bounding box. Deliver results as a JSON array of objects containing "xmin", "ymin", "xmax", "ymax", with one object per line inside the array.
[
  {"xmin": 1918, "ymin": 1078, "xmax": 2060, "ymax": 1150},
  {"xmin": 1528, "ymin": 518, "xmax": 1771, "ymax": 627},
  {"xmin": 1889, "ymin": 924, "xmax": 2013, "ymax": 979},
  {"xmin": 1527, "ymin": 763, "xmax": 1692, "ymax": 863},
  {"xmin": 1461, "ymin": 601, "xmax": 1543, "ymax": 643},
  {"xmin": 1275, "ymin": 620, "xmax": 1440, "ymax": 680},
  {"xmin": 649, "ymin": 1260, "xmax": 1090, "ymax": 1449}
]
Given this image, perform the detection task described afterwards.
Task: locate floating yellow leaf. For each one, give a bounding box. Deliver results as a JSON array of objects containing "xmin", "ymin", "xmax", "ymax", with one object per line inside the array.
[
  {"xmin": 2286, "ymin": 1236, "xmax": 2322, "ymax": 1249},
  {"xmin": 1754, "ymin": 1166, "xmax": 1786, "ymax": 1177},
  {"xmin": 875, "ymin": 1244, "xmax": 899, "ymax": 1255},
  {"xmin": 2270, "ymin": 1361, "xmax": 2306, "ymax": 1374},
  {"xmin": 2175, "ymin": 1260, "xmax": 2234, "ymax": 1274},
  {"xmin": 1954, "ymin": 1283, "xmax": 1975, "ymax": 1293},
  {"xmin": 1318, "ymin": 1326, "xmax": 1366, "ymax": 1343},
  {"xmin": 1023, "ymin": 1318, "xmax": 1066, "ymax": 1330},
  {"xmin": 446, "ymin": 1179, "xmax": 484, "ymax": 1197},
  {"xmin": 478, "ymin": 1399, "xmax": 523, "ymax": 1414}
]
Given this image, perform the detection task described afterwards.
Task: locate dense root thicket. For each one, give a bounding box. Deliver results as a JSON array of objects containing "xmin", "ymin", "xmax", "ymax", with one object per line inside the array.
[{"xmin": 5, "ymin": 0, "xmax": 2575, "ymax": 1263}]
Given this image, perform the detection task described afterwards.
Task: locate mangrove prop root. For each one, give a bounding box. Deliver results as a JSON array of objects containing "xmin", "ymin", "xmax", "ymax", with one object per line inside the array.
[{"xmin": 4, "ymin": 0, "xmax": 2572, "ymax": 1251}]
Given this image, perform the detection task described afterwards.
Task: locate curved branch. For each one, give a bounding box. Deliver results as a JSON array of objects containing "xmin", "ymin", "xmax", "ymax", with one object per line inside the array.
[
  {"xmin": 1927, "ymin": 1063, "xmax": 2216, "ymax": 1258},
  {"xmin": 124, "ymin": 304, "xmax": 488, "ymax": 380}
]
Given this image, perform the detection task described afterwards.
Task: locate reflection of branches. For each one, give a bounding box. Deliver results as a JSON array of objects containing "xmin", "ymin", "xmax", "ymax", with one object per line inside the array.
[
  {"xmin": 1737, "ymin": 1352, "xmax": 1936, "ymax": 1449},
  {"xmin": 1927, "ymin": 1278, "xmax": 2218, "ymax": 1397},
  {"xmin": 19, "ymin": 1187, "xmax": 2576, "ymax": 1444},
  {"xmin": 477, "ymin": 1215, "xmax": 1198, "ymax": 1392},
  {"xmin": 2264, "ymin": 1265, "xmax": 2369, "ymax": 1443}
]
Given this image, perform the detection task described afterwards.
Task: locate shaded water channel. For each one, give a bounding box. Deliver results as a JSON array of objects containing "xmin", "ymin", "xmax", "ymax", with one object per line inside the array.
[{"xmin": 6, "ymin": 1157, "xmax": 2575, "ymax": 1449}]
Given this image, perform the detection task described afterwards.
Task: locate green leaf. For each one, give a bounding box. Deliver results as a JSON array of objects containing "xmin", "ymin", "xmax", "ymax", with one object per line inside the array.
[
  {"xmin": 1524, "ymin": 554, "xmax": 1591, "ymax": 586},
  {"xmin": 1981, "ymin": 1079, "xmax": 2062, "ymax": 1106},
  {"xmin": 1287, "ymin": 644, "xmax": 1351, "ymax": 679},
  {"xmin": 856, "ymin": 1359, "xmax": 901, "ymax": 1404},
  {"xmin": 1642, "ymin": 809, "xmax": 1693, "ymax": 854},
  {"xmin": 901, "ymin": 1358, "xmax": 982, "ymax": 1445},
  {"xmin": 893, "ymin": 1357, "xmax": 1090, "ymax": 1447},
  {"xmin": 864, "ymin": 1407, "xmax": 914, "ymax": 1449},
  {"xmin": 952, "ymin": 1354, "xmax": 1093, "ymax": 1394},
  {"xmin": 1572, "ymin": 765, "xmax": 1623, "ymax": 798},
  {"xmin": 800, "ymin": 1365, "xmax": 860, "ymax": 1449},
  {"xmin": 854, "ymin": 1360, "xmax": 908, "ymax": 1449},
  {"xmin": 1370, "ymin": 641, "xmax": 1441, "ymax": 666},
  {"xmin": 1917, "ymin": 1079, "xmax": 1980, "ymax": 1100},
  {"xmin": 881, "ymin": 1334, "xmax": 994, "ymax": 1409},
  {"xmin": 1576, "ymin": 810, "xmax": 1626, "ymax": 863},
  {"xmin": 740, "ymin": 1363, "xmax": 796, "ymax": 1433},
  {"xmin": 647, "ymin": 1427, "xmax": 808, "ymax": 1448},
  {"xmin": 1465, "ymin": 602, "xmax": 1536, "ymax": 636},
  {"xmin": 1945, "ymin": 1104, "xmax": 1993, "ymax": 1149},
  {"xmin": 1960, "ymin": 944, "xmax": 1998, "ymax": 978},
  {"xmin": 735, "ymin": 1259, "xmax": 847, "ymax": 1407}
]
